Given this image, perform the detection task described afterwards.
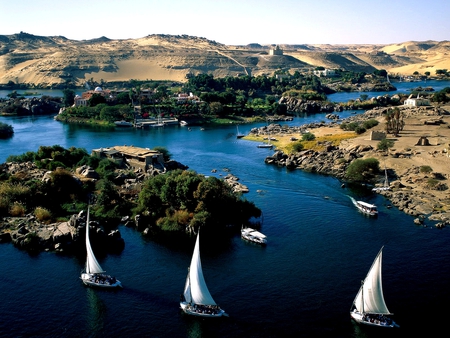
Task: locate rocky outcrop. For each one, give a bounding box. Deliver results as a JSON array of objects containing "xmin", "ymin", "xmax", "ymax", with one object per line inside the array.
[
  {"xmin": 279, "ymin": 97, "xmax": 339, "ymax": 114},
  {"xmin": 0, "ymin": 211, "xmax": 125, "ymax": 253},
  {"xmin": 223, "ymin": 173, "xmax": 249, "ymax": 193},
  {"xmin": 0, "ymin": 96, "xmax": 62, "ymax": 115}
]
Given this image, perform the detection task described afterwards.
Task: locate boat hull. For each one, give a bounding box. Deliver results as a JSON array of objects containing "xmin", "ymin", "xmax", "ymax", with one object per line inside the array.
[
  {"xmin": 241, "ymin": 228, "xmax": 267, "ymax": 245},
  {"xmin": 180, "ymin": 302, "xmax": 225, "ymax": 317},
  {"xmin": 350, "ymin": 311, "xmax": 396, "ymax": 328},
  {"xmin": 81, "ymin": 273, "xmax": 122, "ymax": 288},
  {"xmin": 241, "ymin": 234, "xmax": 267, "ymax": 245},
  {"xmin": 355, "ymin": 202, "xmax": 378, "ymax": 217}
]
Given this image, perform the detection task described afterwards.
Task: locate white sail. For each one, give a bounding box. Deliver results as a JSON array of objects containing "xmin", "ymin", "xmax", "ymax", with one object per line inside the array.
[
  {"xmin": 85, "ymin": 208, "xmax": 105, "ymax": 275},
  {"xmin": 184, "ymin": 232, "xmax": 216, "ymax": 306},
  {"xmin": 353, "ymin": 247, "xmax": 391, "ymax": 315}
]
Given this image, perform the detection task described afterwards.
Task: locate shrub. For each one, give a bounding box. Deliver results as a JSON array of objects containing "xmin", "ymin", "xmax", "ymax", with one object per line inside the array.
[
  {"xmin": 153, "ymin": 146, "xmax": 172, "ymax": 161},
  {"xmin": 377, "ymin": 138, "xmax": 394, "ymax": 151},
  {"xmin": 354, "ymin": 126, "xmax": 366, "ymax": 134},
  {"xmin": 346, "ymin": 158, "xmax": 380, "ymax": 182},
  {"xmin": 10, "ymin": 202, "xmax": 26, "ymax": 216},
  {"xmin": 35, "ymin": 207, "xmax": 52, "ymax": 223},
  {"xmin": 292, "ymin": 142, "xmax": 305, "ymax": 152},
  {"xmin": 420, "ymin": 165, "xmax": 433, "ymax": 174},
  {"xmin": 302, "ymin": 132, "xmax": 316, "ymax": 141},
  {"xmin": 363, "ymin": 119, "xmax": 379, "ymax": 129},
  {"xmin": 0, "ymin": 122, "xmax": 14, "ymax": 139},
  {"xmin": 426, "ymin": 178, "xmax": 439, "ymax": 189}
]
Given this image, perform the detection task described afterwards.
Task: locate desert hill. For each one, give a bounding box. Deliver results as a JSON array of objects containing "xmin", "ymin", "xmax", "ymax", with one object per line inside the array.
[{"xmin": 1, "ymin": 32, "xmax": 449, "ymax": 87}]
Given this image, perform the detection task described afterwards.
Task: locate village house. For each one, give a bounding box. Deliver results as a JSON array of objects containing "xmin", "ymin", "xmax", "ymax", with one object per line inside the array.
[
  {"xmin": 313, "ymin": 69, "xmax": 336, "ymax": 77},
  {"xmin": 176, "ymin": 92, "xmax": 201, "ymax": 104},
  {"xmin": 403, "ymin": 94, "xmax": 430, "ymax": 107},
  {"xmin": 74, "ymin": 87, "xmax": 113, "ymax": 107}
]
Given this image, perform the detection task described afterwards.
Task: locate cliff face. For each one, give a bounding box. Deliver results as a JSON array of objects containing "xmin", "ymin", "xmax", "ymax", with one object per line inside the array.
[{"xmin": 0, "ymin": 33, "xmax": 448, "ymax": 87}]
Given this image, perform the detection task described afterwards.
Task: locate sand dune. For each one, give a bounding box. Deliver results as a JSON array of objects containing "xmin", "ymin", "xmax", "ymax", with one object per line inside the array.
[{"xmin": 0, "ymin": 33, "xmax": 449, "ymax": 86}]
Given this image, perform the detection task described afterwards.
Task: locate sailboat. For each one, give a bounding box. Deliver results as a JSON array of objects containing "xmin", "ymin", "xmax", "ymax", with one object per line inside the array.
[
  {"xmin": 236, "ymin": 125, "xmax": 245, "ymax": 139},
  {"xmin": 372, "ymin": 165, "xmax": 390, "ymax": 192},
  {"xmin": 257, "ymin": 124, "xmax": 273, "ymax": 149},
  {"xmin": 180, "ymin": 231, "xmax": 226, "ymax": 317},
  {"xmin": 80, "ymin": 207, "xmax": 122, "ymax": 288},
  {"xmin": 152, "ymin": 115, "xmax": 164, "ymax": 127},
  {"xmin": 350, "ymin": 246, "xmax": 398, "ymax": 328}
]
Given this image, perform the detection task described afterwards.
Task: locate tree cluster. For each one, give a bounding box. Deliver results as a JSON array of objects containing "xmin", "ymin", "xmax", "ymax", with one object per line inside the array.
[
  {"xmin": 135, "ymin": 169, "xmax": 261, "ymax": 234},
  {"xmin": 0, "ymin": 122, "xmax": 14, "ymax": 139},
  {"xmin": 345, "ymin": 158, "xmax": 380, "ymax": 182}
]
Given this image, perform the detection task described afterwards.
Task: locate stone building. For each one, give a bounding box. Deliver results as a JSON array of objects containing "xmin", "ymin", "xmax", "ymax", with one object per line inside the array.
[
  {"xmin": 91, "ymin": 145, "xmax": 165, "ymax": 172},
  {"xmin": 269, "ymin": 45, "xmax": 283, "ymax": 56}
]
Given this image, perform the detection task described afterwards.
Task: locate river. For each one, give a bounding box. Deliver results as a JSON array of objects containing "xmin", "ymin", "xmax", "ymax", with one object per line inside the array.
[{"xmin": 1, "ymin": 81, "xmax": 450, "ymax": 337}]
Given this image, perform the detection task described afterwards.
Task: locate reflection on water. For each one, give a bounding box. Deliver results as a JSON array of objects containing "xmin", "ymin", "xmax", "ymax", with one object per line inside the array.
[{"xmin": 85, "ymin": 288, "xmax": 107, "ymax": 336}]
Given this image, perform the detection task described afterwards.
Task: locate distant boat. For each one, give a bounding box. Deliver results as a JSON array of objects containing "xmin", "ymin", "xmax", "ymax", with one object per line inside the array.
[
  {"xmin": 241, "ymin": 227, "xmax": 267, "ymax": 245},
  {"xmin": 80, "ymin": 207, "xmax": 122, "ymax": 288},
  {"xmin": 180, "ymin": 231, "xmax": 226, "ymax": 317},
  {"xmin": 236, "ymin": 125, "xmax": 245, "ymax": 139},
  {"xmin": 257, "ymin": 130, "xmax": 273, "ymax": 148},
  {"xmin": 114, "ymin": 120, "xmax": 133, "ymax": 127},
  {"xmin": 257, "ymin": 121, "xmax": 273, "ymax": 148},
  {"xmin": 152, "ymin": 116, "xmax": 164, "ymax": 127},
  {"xmin": 350, "ymin": 246, "xmax": 398, "ymax": 328},
  {"xmin": 179, "ymin": 120, "xmax": 188, "ymax": 126},
  {"xmin": 349, "ymin": 196, "xmax": 378, "ymax": 217}
]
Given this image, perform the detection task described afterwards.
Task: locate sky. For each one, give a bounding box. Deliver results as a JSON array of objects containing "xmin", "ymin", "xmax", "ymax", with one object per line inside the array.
[{"xmin": 1, "ymin": 0, "xmax": 449, "ymax": 45}]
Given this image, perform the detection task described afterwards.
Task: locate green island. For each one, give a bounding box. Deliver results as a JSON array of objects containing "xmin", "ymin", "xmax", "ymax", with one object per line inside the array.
[{"xmin": 0, "ymin": 144, "xmax": 261, "ymax": 252}]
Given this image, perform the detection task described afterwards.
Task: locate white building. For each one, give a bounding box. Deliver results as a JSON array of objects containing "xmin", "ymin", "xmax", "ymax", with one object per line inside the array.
[
  {"xmin": 313, "ymin": 69, "xmax": 336, "ymax": 77},
  {"xmin": 403, "ymin": 94, "xmax": 430, "ymax": 107}
]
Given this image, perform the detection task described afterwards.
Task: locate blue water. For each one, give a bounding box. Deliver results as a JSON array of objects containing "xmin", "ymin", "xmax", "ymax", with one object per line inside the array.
[
  {"xmin": 327, "ymin": 79, "xmax": 450, "ymax": 103},
  {"xmin": 1, "ymin": 82, "xmax": 450, "ymax": 337},
  {"xmin": 0, "ymin": 89, "xmax": 84, "ymax": 99}
]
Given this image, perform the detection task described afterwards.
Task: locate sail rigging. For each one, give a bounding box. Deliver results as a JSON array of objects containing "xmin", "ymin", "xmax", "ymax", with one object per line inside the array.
[
  {"xmin": 85, "ymin": 208, "xmax": 105, "ymax": 274},
  {"xmin": 352, "ymin": 247, "xmax": 390, "ymax": 315},
  {"xmin": 180, "ymin": 230, "xmax": 225, "ymax": 317},
  {"xmin": 184, "ymin": 232, "xmax": 216, "ymax": 306}
]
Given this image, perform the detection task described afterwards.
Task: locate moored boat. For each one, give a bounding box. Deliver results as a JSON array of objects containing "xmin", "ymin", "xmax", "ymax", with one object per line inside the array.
[
  {"xmin": 236, "ymin": 125, "xmax": 245, "ymax": 139},
  {"xmin": 241, "ymin": 227, "xmax": 267, "ymax": 245},
  {"xmin": 114, "ymin": 120, "xmax": 133, "ymax": 127},
  {"xmin": 372, "ymin": 165, "xmax": 390, "ymax": 192}
]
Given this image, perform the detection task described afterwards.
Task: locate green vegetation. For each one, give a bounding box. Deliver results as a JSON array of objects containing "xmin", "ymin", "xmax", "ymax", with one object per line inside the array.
[
  {"xmin": 345, "ymin": 158, "xmax": 380, "ymax": 182},
  {"xmin": 340, "ymin": 119, "xmax": 379, "ymax": 135},
  {"xmin": 430, "ymin": 87, "xmax": 450, "ymax": 103},
  {"xmin": 135, "ymin": 169, "xmax": 261, "ymax": 234},
  {"xmin": 302, "ymin": 132, "xmax": 316, "ymax": 141},
  {"xmin": 0, "ymin": 122, "xmax": 14, "ymax": 138},
  {"xmin": 419, "ymin": 165, "xmax": 433, "ymax": 174},
  {"xmin": 383, "ymin": 107, "xmax": 404, "ymax": 136},
  {"xmin": 377, "ymin": 138, "xmax": 394, "ymax": 152}
]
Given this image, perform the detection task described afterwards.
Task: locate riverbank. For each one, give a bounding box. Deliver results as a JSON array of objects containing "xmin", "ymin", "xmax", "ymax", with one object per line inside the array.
[{"xmin": 247, "ymin": 104, "xmax": 450, "ymax": 225}]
